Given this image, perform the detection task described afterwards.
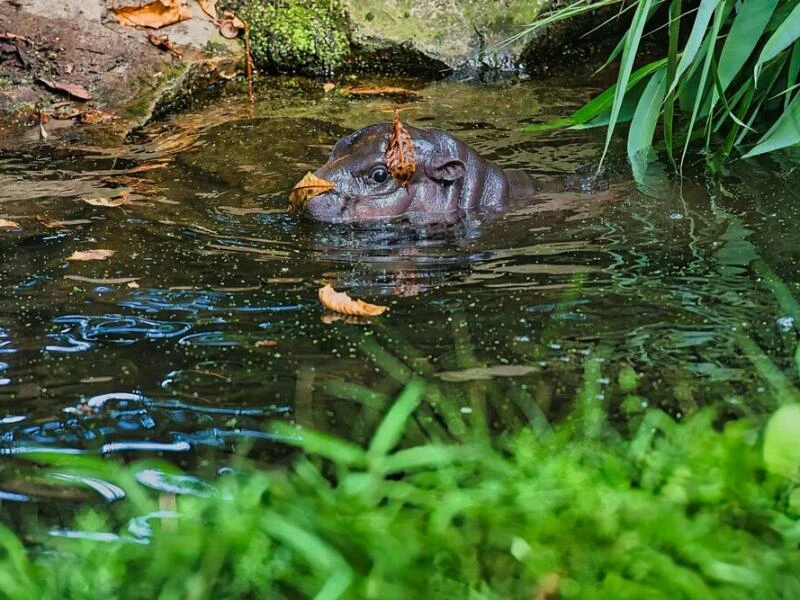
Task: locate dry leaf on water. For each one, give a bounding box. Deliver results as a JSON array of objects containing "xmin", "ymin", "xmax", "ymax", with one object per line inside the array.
[
  {"xmin": 0, "ymin": 219, "xmax": 20, "ymax": 228},
  {"xmin": 318, "ymin": 284, "xmax": 388, "ymax": 317},
  {"xmin": 67, "ymin": 249, "xmax": 115, "ymax": 261},
  {"xmin": 255, "ymin": 339, "xmax": 278, "ymax": 347},
  {"xmin": 35, "ymin": 78, "xmax": 92, "ymax": 101},
  {"xmin": 36, "ymin": 215, "xmax": 65, "ymax": 228},
  {"xmin": 82, "ymin": 192, "xmax": 130, "ymax": 208},
  {"xmin": 342, "ymin": 86, "xmax": 423, "ymax": 101},
  {"xmin": 385, "ymin": 109, "xmax": 416, "ymax": 189},
  {"xmin": 112, "ymin": 0, "xmax": 192, "ymax": 29},
  {"xmin": 288, "ymin": 172, "xmax": 335, "ymax": 212},
  {"xmin": 146, "ymin": 31, "xmax": 182, "ymax": 58},
  {"xmin": 126, "ymin": 162, "xmax": 169, "ymax": 174}
]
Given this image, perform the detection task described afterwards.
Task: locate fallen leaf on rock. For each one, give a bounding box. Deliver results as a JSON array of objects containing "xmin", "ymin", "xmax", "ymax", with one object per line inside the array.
[
  {"xmin": 67, "ymin": 249, "xmax": 115, "ymax": 261},
  {"xmin": 35, "ymin": 215, "xmax": 64, "ymax": 228},
  {"xmin": 385, "ymin": 109, "xmax": 416, "ymax": 189},
  {"xmin": 323, "ymin": 82, "xmax": 335, "ymax": 93},
  {"xmin": 219, "ymin": 11, "xmax": 246, "ymax": 39},
  {"xmin": 0, "ymin": 219, "xmax": 20, "ymax": 228},
  {"xmin": 289, "ymin": 172, "xmax": 335, "ymax": 212},
  {"xmin": 77, "ymin": 109, "xmax": 116, "ymax": 124},
  {"xmin": 435, "ymin": 365, "xmax": 537, "ymax": 382},
  {"xmin": 255, "ymin": 340, "xmax": 278, "ymax": 347},
  {"xmin": 35, "ymin": 78, "xmax": 92, "ymax": 101},
  {"xmin": 318, "ymin": 284, "xmax": 388, "ymax": 317},
  {"xmin": 197, "ymin": 0, "xmax": 219, "ymax": 21},
  {"xmin": 113, "ymin": 0, "xmax": 192, "ymax": 29},
  {"xmin": 146, "ymin": 31, "xmax": 182, "ymax": 58}
]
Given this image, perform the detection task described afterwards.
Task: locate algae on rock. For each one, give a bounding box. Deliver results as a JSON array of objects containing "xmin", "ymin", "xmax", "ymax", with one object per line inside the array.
[{"xmin": 240, "ymin": 0, "xmax": 350, "ymax": 77}]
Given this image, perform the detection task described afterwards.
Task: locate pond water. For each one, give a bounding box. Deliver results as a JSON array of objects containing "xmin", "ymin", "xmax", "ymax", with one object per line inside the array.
[{"xmin": 0, "ymin": 78, "xmax": 798, "ymax": 508}]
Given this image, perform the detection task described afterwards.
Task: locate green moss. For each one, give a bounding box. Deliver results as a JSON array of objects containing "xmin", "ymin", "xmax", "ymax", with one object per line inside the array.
[{"xmin": 241, "ymin": 0, "xmax": 350, "ymax": 78}]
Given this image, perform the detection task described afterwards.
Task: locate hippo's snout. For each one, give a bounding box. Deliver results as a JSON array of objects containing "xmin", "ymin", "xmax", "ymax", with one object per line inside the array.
[{"xmin": 305, "ymin": 190, "xmax": 350, "ymax": 223}]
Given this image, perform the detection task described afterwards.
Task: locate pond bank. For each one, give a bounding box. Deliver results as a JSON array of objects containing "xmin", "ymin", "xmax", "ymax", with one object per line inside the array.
[{"xmin": 0, "ymin": 0, "xmax": 620, "ymax": 147}]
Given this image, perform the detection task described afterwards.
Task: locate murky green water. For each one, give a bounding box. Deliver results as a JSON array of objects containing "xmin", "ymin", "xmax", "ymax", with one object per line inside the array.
[{"xmin": 0, "ymin": 78, "xmax": 798, "ymax": 506}]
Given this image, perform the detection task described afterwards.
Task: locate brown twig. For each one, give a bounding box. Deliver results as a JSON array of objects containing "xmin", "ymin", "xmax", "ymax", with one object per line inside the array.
[{"xmin": 243, "ymin": 23, "xmax": 256, "ymax": 103}]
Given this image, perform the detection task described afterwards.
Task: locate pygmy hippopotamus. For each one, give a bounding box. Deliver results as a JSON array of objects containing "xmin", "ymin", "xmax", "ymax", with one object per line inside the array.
[{"xmin": 294, "ymin": 122, "xmax": 540, "ymax": 224}]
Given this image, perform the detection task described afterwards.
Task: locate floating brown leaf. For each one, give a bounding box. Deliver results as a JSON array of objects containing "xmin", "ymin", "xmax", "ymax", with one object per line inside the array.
[
  {"xmin": 342, "ymin": 86, "xmax": 423, "ymax": 101},
  {"xmin": 255, "ymin": 339, "xmax": 278, "ymax": 347},
  {"xmin": 112, "ymin": 0, "xmax": 192, "ymax": 29},
  {"xmin": 0, "ymin": 219, "xmax": 20, "ymax": 228},
  {"xmin": 126, "ymin": 162, "xmax": 169, "ymax": 174},
  {"xmin": 67, "ymin": 249, "xmax": 115, "ymax": 261},
  {"xmin": 318, "ymin": 284, "xmax": 388, "ymax": 317},
  {"xmin": 82, "ymin": 192, "xmax": 130, "ymax": 208},
  {"xmin": 35, "ymin": 78, "xmax": 92, "ymax": 101},
  {"xmin": 36, "ymin": 215, "xmax": 64, "ymax": 228},
  {"xmin": 385, "ymin": 109, "xmax": 415, "ymax": 189},
  {"xmin": 146, "ymin": 31, "xmax": 182, "ymax": 58},
  {"xmin": 323, "ymin": 82, "xmax": 335, "ymax": 93},
  {"xmin": 289, "ymin": 172, "xmax": 335, "ymax": 212}
]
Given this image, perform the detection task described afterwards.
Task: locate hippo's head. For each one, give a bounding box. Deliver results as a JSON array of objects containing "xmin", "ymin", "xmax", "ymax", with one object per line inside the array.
[{"xmin": 301, "ymin": 123, "xmax": 509, "ymax": 224}]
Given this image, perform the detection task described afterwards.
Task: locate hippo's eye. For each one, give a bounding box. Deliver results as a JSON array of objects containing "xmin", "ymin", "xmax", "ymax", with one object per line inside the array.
[{"xmin": 369, "ymin": 166, "xmax": 389, "ymax": 184}]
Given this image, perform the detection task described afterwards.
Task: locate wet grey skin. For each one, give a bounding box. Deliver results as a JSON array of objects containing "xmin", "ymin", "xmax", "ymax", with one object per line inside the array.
[{"xmin": 304, "ymin": 123, "xmax": 538, "ymax": 224}]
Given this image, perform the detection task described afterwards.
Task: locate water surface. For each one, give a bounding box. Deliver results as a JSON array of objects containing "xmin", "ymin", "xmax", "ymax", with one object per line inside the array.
[{"xmin": 0, "ymin": 78, "xmax": 797, "ymax": 509}]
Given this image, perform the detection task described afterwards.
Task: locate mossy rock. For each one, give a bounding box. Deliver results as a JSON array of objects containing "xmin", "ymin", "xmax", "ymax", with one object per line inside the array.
[{"xmin": 239, "ymin": 0, "xmax": 350, "ymax": 78}]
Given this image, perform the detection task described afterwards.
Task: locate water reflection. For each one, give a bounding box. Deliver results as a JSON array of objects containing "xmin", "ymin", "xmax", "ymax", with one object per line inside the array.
[{"xmin": 0, "ymin": 79, "xmax": 797, "ymax": 518}]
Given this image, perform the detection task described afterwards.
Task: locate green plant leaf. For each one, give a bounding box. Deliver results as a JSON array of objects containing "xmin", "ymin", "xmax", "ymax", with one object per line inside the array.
[
  {"xmin": 664, "ymin": 0, "xmax": 683, "ymax": 167},
  {"xmin": 755, "ymin": 1, "xmax": 800, "ymax": 83},
  {"xmin": 667, "ymin": 0, "xmax": 723, "ymax": 98},
  {"xmin": 598, "ymin": 0, "xmax": 655, "ymax": 169},
  {"xmin": 787, "ymin": 41, "xmax": 800, "ymax": 109},
  {"xmin": 764, "ymin": 404, "xmax": 800, "ymax": 481},
  {"xmin": 706, "ymin": 0, "xmax": 777, "ymax": 119},
  {"xmin": 681, "ymin": 4, "xmax": 725, "ymax": 165},
  {"xmin": 524, "ymin": 59, "xmax": 666, "ymax": 132},
  {"xmin": 368, "ymin": 378, "xmax": 425, "ymax": 458},
  {"xmin": 742, "ymin": 89, "xmax": 800, "ymax": 157},
  {"xmin": 269, "ymin": 422, "xmax": 366, "ymax": 466},
  {"xmin": 628, "ymin": 67, "xmax": 666, "ymax": 183}
]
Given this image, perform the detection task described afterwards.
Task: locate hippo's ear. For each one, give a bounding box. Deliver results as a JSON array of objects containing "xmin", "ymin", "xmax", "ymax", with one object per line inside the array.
[{"xmin": 426, "ymin": 159, "xmax": 466, "ymax": 183}]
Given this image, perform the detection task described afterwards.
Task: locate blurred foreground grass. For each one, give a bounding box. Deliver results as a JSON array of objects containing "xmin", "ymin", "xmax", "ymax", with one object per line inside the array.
[{"xmin": 2, "ymin": 350, "xmax": 800, "ymax": 600}]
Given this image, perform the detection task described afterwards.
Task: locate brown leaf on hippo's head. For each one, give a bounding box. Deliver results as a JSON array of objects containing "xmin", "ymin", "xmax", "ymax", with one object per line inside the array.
[
  {"xmin": 385, "ymin": 109, "xmax": 416, "ymax": 189},
  {"xmin": 288, "ymin": 172, "xmax": 335, "ymax": 213}
]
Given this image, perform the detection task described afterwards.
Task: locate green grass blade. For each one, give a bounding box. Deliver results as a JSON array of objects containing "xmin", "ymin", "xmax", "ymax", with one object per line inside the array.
[
  {"xmin": 787, "ymin": 41, "xmax": 800, "ymax": 109},
  {"xmin": 755, "ymin": 1, "xmax": 800, "ymax": 83},
  {"xmin": 598, "ymin": 0, "xmax": 655, "ymax": 170},
  {"xmin": 681, "ymin": 5, "xmax": 725, "ymax": 167},
  {"xmin": 742, "ymin": 90, "xmax": 800, "ymax": 157},
  {"xmin": 707, "ymin": 0, "xmax": 777, "ymax": 118},
  {"xmin": 269, "ymin": 422, "xmax": 367, "ymax": 466},
  {"xmin": 368, "ymin": 378, "xmax": 425, "ymax": 459},
  {"xmin": 667, "ymin": 0, "xmax": 723, "ymax": 98},
  {"xmin": 628, "ymin": 67, "xmax": 667, "ymax": 182},
  {"xmin": 664, "ymin": 0, "xmax": 683, "ymax": 168}
]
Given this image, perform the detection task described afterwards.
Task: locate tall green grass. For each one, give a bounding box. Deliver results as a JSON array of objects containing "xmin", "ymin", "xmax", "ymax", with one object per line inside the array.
[
  {"xmin": 1, "ymin": 351, "xmax": 800, "ymax": 599},
  {"xmin": 522, "ymin": 0, "xmax": 800, "ymax": 180}
]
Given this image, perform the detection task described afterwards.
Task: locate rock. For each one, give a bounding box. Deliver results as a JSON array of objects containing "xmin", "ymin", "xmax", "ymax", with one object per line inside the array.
[
  {"xmin": 0, "ymin": 0, "xmax": 242, "ymax": 142},
  {"xmin": 342, "ymin": 0, "xmax": 549, "ymax": 75}
]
